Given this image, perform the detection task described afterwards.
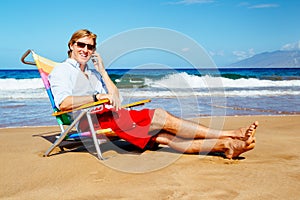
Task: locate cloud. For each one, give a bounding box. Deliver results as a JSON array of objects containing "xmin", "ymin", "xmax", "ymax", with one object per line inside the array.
[
  {"xmin": 166, "ymin": 0, "xmax": 214, "ymax": 5},
  {"xmin": 209, "ymin": 50, "xmax": 224, "ymax": 57},
  {"xmin": 249, "ymin": 4, "xmax": 279, "ymax": 9},
  {"xmin": 232, "ymin": 48, "xmax": 255, "ymax": 60},
  {"xmin": 238, "ymin": 2, "xmax": 279, "ymax": 9},
  {"xmin": 281, "ymin": 41, "xmax": 300, "ymax": 51}
]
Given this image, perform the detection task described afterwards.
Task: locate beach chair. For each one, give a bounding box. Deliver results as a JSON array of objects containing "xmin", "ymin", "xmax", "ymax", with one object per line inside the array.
[{"xmin": 21, "ymin": 50, "xmax": 151, "ymax": 160}]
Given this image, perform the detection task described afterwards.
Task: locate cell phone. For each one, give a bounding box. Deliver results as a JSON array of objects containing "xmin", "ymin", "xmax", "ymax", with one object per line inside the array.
[{"xmin": 91, "ymin": 54, "xmax": 98, "ymax": 64}]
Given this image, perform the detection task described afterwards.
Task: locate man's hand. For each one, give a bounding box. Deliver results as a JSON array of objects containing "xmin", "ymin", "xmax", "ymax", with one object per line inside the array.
[
  {"xmin": 92, "ymin": 51, "xmax": 121, "ymax": 110},
  {"xmin": 96, "ymin": 93, "xmax": 121, "ymax": 111},
  {"xmin": 91, "ymin": 52, "xmax": 105, "ymax": 73}
]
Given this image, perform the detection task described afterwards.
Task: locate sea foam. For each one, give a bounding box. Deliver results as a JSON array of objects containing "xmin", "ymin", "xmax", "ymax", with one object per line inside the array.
[
  {"xmin": 144, "ymin": 72, "xmax": 300, "ymax": 88},
  {"xmin": 1, "ymin": 72, "xmax": 300, "ymax": 99}
]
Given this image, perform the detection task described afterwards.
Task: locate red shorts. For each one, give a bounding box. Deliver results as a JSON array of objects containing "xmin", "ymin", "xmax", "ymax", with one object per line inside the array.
[{"xmin": 78, "ymin": 104, "xmax": 155, "ymax": 149}]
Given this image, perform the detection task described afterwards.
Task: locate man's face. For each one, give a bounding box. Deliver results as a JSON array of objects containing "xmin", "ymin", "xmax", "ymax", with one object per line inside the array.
[{"xmin": 70, "ymin": 36, "xmax": 95, "ymax": 65}]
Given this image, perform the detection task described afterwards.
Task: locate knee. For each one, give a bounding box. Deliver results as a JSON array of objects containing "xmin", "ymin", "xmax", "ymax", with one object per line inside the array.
[
  {"xmin": 154, "ymin": 108, "xmax": 167, "ymax": 116},
  {"xmin": 154, "ymin": 108, "xmax": 170, "ymax": 122},
  {"xmin": 151, "ymin": 108, "xmax": 168, "ymax": 130}
]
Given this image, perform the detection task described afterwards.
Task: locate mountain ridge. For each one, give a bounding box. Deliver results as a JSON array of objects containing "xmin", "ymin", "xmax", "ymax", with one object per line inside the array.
[{"xmin": 229, "ymin": 50, "xmax": 300, "ymax": 67}]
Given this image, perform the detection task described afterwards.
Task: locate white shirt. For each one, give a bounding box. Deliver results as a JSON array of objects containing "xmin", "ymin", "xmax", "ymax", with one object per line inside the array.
[{"xmin": 48, "ymin": 58, "xmax": 107, "ymax": 109}]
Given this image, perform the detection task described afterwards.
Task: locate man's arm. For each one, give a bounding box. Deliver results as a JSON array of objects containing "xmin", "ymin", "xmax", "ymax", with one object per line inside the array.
[
  {"xmin": 92, "ymin": 52, "xmax": 121, "ymax": 110},
  {"xmin": 59, "ymin": 94, "xmax": 112, "ymax": 111},
  {"xmin": 59, "ymin": 95, "xmax": 92, "ymax": 111}
]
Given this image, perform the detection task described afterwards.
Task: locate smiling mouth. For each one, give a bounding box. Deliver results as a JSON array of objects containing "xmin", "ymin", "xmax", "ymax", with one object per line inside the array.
[{"xmin": 79, "ymin": 52, "xmax": 89, "ymax": 58}]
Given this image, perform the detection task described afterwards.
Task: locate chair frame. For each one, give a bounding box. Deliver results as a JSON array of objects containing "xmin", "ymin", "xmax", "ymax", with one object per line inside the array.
[{"xmin": 21, "ymin": 49, "xmax": 150, "ymax": 160}]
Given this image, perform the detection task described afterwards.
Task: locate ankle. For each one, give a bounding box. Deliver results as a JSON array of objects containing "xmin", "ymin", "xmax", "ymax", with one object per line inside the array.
[
  {"xmin": 211, "ymin": 138, "xmax": 231, "ymax": 153},
  {"xmin": 222, "ymin": 138, "xmax": 232, "ymax": 152}
]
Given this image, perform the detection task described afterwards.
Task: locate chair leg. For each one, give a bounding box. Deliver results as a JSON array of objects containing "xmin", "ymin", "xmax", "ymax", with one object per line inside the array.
[
  {"xmin": 86, "ymin": 111, "xmax": 105, "ymax": 160},
  {"xmin": 44, "ymin": 111, "xmax": 87, "ymax": 157}
]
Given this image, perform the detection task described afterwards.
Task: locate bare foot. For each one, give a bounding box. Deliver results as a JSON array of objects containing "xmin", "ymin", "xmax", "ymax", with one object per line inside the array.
[
  {"xmin": 224, "ymin": 137, "xmax": 256, "ymax": 159},
  {"xmin": 222, "ymin": 121, "xmax": 258, "ymax": 141}
]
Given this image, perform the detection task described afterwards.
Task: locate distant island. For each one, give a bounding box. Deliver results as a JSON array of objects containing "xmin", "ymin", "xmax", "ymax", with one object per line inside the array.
[{"xmin": 229, "ymin": 50, "xmax": 300, "ymax": 68}]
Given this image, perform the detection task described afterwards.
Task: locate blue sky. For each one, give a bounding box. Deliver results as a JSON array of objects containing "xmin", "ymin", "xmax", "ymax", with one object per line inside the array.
[{"xmin": 1, "ymin": 0, "xmax": 300, "ymax": 69}]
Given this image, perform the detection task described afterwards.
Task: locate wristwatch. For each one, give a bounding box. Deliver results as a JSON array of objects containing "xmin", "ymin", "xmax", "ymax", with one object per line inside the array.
[{"xmin": 92, "ymin": 93, "xmax": 99, "ymax": 102}]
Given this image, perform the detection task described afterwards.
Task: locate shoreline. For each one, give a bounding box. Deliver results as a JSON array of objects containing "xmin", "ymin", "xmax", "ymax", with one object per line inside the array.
[
  {"xmin": 1, "ymin": 114, "xmax": 300, "ymax": 129},
  {"xmin": 1, "ymin": 115, "xmax": 300, "ymax": 199}
]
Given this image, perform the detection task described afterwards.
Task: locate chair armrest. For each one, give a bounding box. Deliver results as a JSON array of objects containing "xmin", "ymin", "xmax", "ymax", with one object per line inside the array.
[
  {"xmin": 52, "ymin": 99, "xmax": 151, "ymax": 116},
  {"xmin": 52, "ymin": 99, "xmax": 109, "ymax": 116},
  {"xmin": 122, "ymin": 99, "xmax": 151, "ymax": 109}
]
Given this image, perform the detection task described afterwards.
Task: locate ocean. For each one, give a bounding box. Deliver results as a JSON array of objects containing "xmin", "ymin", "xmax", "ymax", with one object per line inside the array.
[{"xmin": 1, "ymin": 68, "xmax": 300, "ymax": 128}]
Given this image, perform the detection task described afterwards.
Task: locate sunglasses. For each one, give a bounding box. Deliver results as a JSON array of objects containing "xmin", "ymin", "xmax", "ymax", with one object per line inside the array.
[{"xmin": 74, "ymin": 41, "xmax": 95, "ymax": 50}]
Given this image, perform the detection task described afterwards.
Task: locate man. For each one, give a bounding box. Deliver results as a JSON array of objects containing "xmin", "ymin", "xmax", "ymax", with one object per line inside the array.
[{"xmin": 49, "ymin": 29, "xmax": 257, "ymax": 159}]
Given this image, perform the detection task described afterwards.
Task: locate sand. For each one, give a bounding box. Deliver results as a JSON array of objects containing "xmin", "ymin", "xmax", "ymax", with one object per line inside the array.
[{"xmin": 0, "ymin": 115, "xmax": 300, "ymax": 200}]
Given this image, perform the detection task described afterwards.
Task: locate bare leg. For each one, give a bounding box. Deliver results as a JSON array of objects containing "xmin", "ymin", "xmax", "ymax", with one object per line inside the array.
[
  {"xmin": 149, "ymin": 108, "xmax": 258, "ymax": 140},
  {"xmin": 155, "ymin": 132, "xmax": 256, "ymax": 159}
]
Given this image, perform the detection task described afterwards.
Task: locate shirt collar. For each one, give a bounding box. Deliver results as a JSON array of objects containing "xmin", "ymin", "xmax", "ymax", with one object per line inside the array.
[
  {"xmin": 66, "ymin": 58, "xmax": 81, "ymax": 69},
  {"xmin": 65, "ymin": 58, "xmax": 94, "ymax": 75}
]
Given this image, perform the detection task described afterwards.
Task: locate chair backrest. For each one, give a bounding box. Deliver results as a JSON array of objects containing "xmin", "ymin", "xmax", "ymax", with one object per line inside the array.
[
  {"xmin": 31, "ymin": 51, "xmax": 72, "ymax": 126},
  {"xmin": 32, "ymin": 51, "xmax": 58, "ymax": 109}
]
